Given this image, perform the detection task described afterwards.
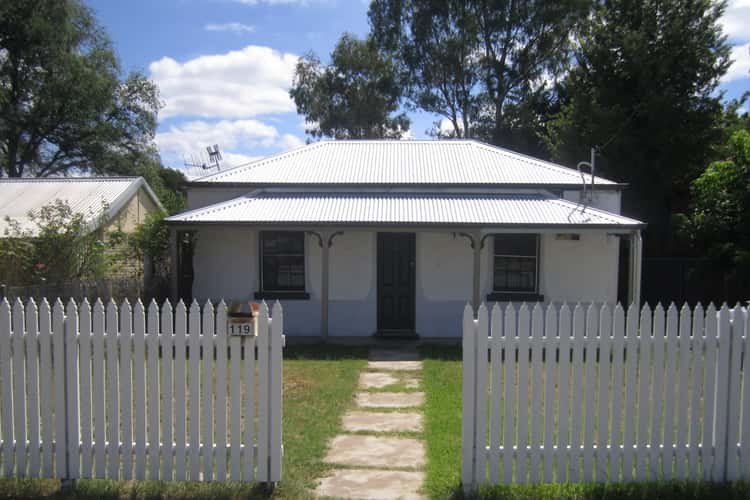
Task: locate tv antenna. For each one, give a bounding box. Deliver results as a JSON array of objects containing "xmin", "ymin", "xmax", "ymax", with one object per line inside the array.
[
  {"xmin": 183, "ymin": 144, "xmax": 223, "ymax": 171},
  {"xmin": 577, "ymin": 146, "xmax": 597, "ymax": 205}
]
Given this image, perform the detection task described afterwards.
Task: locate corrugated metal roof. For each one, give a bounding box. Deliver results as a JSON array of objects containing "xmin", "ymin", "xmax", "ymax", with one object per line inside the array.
[
  {"xmin": 0, "ymin": 177, "xmax": 163, "ymax": 235},
  {"xmin": 193, "ymin": 140, "xmax": 618, "ymax": 186},
  {"xmin": 166, "ymin": 191, "xmax": 643, "ymax": 228}
]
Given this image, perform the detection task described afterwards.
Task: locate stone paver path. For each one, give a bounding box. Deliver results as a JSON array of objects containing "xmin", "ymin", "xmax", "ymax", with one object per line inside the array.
[{"xmin": 314, "ymin": 344, "xmax": 426, "ymax": 500}]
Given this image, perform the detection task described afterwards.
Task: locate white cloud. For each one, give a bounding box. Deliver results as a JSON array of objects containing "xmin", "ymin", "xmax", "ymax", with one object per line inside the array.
[
  {"xmin": 721, "ymin": 0, "xmax": 750, "ymax": 43},
  {"xmin": 149, "ymin": 45, "xmax": 298, "ymax": 119},
  {"xmin": 204, "ymin": 22, "xmax": 255, "ymax": 34},
  {"xmin": 156, "ymin": 119, "xmax": 304, "ymax": 167},
  {"xmin": 723, "ymin": 42, "xmax": 750, "ymax": 83}
]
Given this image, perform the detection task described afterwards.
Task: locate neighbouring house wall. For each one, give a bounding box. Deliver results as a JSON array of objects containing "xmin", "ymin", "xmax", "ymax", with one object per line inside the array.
[
  {"xmin": 562, "ymin": 189, "xmax": 622, "ymax": 214},
  {"xmin": 106, "ymin": 187, "xmax": 161, "ymax": 233},
  {"xmin": 189, "ymin": 227, "xmax": 621, "ymax": 338}
]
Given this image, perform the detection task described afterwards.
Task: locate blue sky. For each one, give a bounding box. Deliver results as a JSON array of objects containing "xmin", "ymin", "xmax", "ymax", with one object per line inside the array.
[{"xmin": 87, "ymin": 0, "xmax": 750, "ymax": 177}]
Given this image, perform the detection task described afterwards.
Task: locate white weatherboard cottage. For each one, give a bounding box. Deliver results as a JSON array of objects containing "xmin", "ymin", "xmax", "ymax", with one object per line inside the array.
[{"xmin": 166, "ymin": 140, "xmax": 645, "ymax": 339}]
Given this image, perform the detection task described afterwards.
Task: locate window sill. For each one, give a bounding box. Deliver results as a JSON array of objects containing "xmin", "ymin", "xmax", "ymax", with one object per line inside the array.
[
  {"xmin": 254, "ymin": 291, "xmax": 310, "ymax": 301},
  {"xmin": 486, "ymin": 292, "xmax": 544, "ymax": 302}
]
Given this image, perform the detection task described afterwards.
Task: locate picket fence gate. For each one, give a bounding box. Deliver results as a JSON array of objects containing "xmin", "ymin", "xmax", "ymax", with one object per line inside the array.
[
  {"xmin": 462, "ymin": 301, "xmax": 750, "ymax": 490},
  {"xmin": 0, "ymin": 297, "xmax": 284, "ymax": 483}
]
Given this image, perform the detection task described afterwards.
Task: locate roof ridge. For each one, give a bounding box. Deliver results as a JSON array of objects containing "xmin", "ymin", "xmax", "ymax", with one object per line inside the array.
[{"xmin": 0, "ymin": 176, "xmax": 140, "ymax": 182}]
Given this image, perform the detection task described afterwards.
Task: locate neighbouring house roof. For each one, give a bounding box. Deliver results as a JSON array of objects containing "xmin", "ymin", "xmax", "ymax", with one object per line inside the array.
[
  {"xmin": 0, "ymin": 177, "xmax": 164, "ymax": 235},
  {"xmin": 166, "ymin": 191, "xmax": 643, "ymax": 229},
  {"xmin": 190, "ymin": 140, "xmax": 620, "ymax": 187}
]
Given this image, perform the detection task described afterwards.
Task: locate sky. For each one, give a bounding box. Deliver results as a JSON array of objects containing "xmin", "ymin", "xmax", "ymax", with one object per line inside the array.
[{"xmin": 86, "ymin": 0, "xmax": 750, "ymax": 178}]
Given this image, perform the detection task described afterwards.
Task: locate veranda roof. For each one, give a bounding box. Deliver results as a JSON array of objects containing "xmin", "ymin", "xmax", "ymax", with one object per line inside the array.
[{"xmin": 165, "ymin": 191, "xmax": 644, "ymax": 229}]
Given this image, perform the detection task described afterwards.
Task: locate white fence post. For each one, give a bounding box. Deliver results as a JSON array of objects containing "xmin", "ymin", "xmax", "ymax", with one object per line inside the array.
[
  {"xmin": 269, "ymin": 301, "xmax": 284, "ymax": 483},
  {"xmin": 461, "ymin": 303, "xmax": 477, "ymax": 492}
]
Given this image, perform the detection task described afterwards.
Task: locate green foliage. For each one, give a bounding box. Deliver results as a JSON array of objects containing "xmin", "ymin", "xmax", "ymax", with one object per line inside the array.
[
  {"xmin": 680, "ymin": 130, "xmax": 750, "ymax": 276},
  {"xmin": 133, "ymin": 159, "xmax": 187, "ymax": 214},
  {"xmin": 368, "ymin": 0, "xmax": 588, "ymax": 155},
  {"xmin": 546, "ymin": 0, "xmax": 731, "ymax": 251},
  {"xmin": 290, "ymin": 33, "xmax": 410, "ymax": 139},
  {"xmin": 0, "ymin": 200, "xmax": 112, "ymax": 285},
  {"xmin": 124, "ymin": 211, "xmax": 170, "ymax": 278},
  {"xmin": 0, "ymin": 0, "xmax": 161, "ymax": 178}
]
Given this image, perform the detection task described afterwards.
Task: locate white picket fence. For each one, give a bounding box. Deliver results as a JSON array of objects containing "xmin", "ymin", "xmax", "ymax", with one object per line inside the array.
[
  {"xmin": 462, "ymin": 302, "xmax": 750, "ymax": 490},
  {"xmin": 0, "ymin": 297, "xmax": 284, "ymax": 483}
]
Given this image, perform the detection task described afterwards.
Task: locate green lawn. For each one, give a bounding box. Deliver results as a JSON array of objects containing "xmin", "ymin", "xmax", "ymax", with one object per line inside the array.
[{"xmin": 0, "ymin": 344, "xmax": 368, "ymax": 499}]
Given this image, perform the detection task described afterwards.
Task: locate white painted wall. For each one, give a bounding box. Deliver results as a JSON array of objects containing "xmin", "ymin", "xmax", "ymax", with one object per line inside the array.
[
  {"xmin": 189, "ymin": 227, "xmax": 621, "ymax": 338},
  {"xmin": 563, "ymin": 189, "xmax": 622, "ymax": 214},
  {"xmin": 539, "ymin": 232, "xmax": 620, "ymax": 303},
  {"xmin": 187, "ymin": 187, "xmax": 254, "ymax": 210}
]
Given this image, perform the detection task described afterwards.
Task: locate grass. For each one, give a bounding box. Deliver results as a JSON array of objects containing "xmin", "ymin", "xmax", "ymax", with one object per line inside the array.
[{"xmin": 0, "ymin": 343, "xmax": 368, "ymax": 499}]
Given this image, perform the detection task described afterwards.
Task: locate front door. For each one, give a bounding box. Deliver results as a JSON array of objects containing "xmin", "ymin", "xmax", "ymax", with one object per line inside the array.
[{"xmin": 377, "ymin": 232, "xmax": 416, "ymax": 333}]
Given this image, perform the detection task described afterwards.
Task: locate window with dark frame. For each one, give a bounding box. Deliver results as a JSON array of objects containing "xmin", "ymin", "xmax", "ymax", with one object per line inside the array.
[
  {"xmin": 260, "ymin": 231, "xmax": 305, "ymax": 293},
  {"xmin": 493, "ymin": 234, "xmax": 539, "ymax": 293}
]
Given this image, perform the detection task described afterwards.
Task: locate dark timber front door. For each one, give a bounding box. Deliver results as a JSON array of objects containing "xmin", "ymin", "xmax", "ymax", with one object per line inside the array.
[{"xmin": 377, "ymin": 232, "xmax": 416, "ymax": 333}]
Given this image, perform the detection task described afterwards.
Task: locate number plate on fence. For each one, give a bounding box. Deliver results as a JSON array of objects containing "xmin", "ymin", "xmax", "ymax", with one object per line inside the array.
[{"xmin": 228, "ymin": 318, "xmax": 253, "ymax": 336}]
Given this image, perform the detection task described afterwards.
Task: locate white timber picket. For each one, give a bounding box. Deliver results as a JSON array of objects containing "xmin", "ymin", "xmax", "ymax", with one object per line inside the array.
[
  {"xmin": 582, "ymin": 304, "xmax": 598, "ymax": 482},
  {"xmin": 740, "ymin": 306, "xmax": 750, "ymax": 479},
  {"xmin": 610, "ymin": 305, "xmax": 625, "ymax": 481},
  {"xmin": 0, "ymin": 299, "xmax": 12, "ymax": 477},
  {"xmin": 53, "ymin": 300, "xmax": 68, "ymax": 478},
  {"xmin": 635, "ymin": 305, "xmax": 652, "ymax": 481},
  {"xmin": 529, "ymin": 304, "xmax": 543, "ymax": 483},
  {"xmin": 173, "ymin": 301, "xmax": 187, "ymax": 481},
  {"xmin": 460, "ymin": 303, "xmax": 476, "ymax": 488},
  {"xmin": 473, "ymin": 304, "xmax": 488, "ymax": 486},
  {"xmin": 724, "ymin": 304, "xmax": 743, "ymax": 480},
  {"xmin": 78, "ymin": 299, "xmax": 92, "ymax": 478},
  {"xmin": 160, "ymin": 300, "xmax": 174, "ymax": 480},
  {"xmin": 25, "ymin": 300, "xmax": 40, "ymax": 477},
  {"xmin": 269, "ymin": 301, "xmax": 284, "ymax": 482},
  {"xmin": 91, "ymin": 300, "xmax": 106, "ymax": 478},
  {"xmin": 542, "ymin": 305, "xmax": 556, "ymax": 483},
  {"xmin": 243, "ymin": 318, "xmax": 257, "ymax": 482},
  {"xmin": 147, "ymin": 300, "xmax": 160, "ymax": 480},
  {"xmin": 201, "ymin": 301, "xmax": 215, "ymax": 481},
  {"xmin": 663, "ymin": 304, "xmax": 679, "ymax": 480},
  {"xmin": 713, "ymin": 305, "xmax": 732, "ymax": 481},
  {"xmin": 597, "ymin": 305, "xmax": 612, "ymax": 482},
  {"xmin": 488, "ymin": 304, "xmax": 502, "ymax": 484},
  {"xmin": 675, "ymin": 304, "xmax": 692, "ymax": 479},
  {"xmin": 256, "ymin": 302, "xmax": 270, "ymax": 482},
  {"xmin": 651, "ymin": 305, "xmax": 668, "ymax": 484},
  {"xmin": 688, "ymin": 304, "xmax": 705, "ymax": 478},
  {"xmin": 702, "ymin": 304, "xmax": 718, "ymax": 480},
  {"xmin": 502, "ymin": 304, "xmax": 516, "ymax": 483},
  {"xmin": 39, "ymin": 300, "xmax": 54, "ymax": 478},
  {"xmin": 133, "ymin": 301, "xmax": 146, "ymax": 480},
  {"xmin": 569, "ymin": 304, "xmax": 585, "ymax": 482},
  {"xmin": 516, "ymin": 304, "xmax": 530, "ymax": 482},
  {"xmin": 13, "ymin": 299, "xmax": 26, "ymax": 477},
  {"xmin": 229, "ymin": 312, "xmax": 242, "ymax": 481},
  {"xmin": 556, "ymin": 304, "xmax": 572, "ymax": 483},
  {"xmin": 188, "ymin": 301, "xmax": 201, "ymax": 481},
  {"xmin": 118, "ymin": 300, "xmax": 132, "ymax": 479},
  {"xmin": 105, "ymin": 300, "xmax": 120, "ymax": 479},
  {"xmin": 65, "ymin": 300, "xmax": 80, "ymax": 480},
  {"xmin": 622, "ymin": 304, "xmax": 639, "ymax": 481},
  {"xmin": 215, "ymin": 301, "xmax": 228, "ymax": 481}
]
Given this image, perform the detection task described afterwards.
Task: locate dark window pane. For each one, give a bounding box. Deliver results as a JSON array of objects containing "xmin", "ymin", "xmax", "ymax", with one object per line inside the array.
[
  {"xmin": 493, "ymin": 254, "xmax": 537, "ymax": 293},
  {"xmin": 494, "ymin": 234, "xmax": 537, "ymax": 256},
  {"xmin": 261, "ymin": 231, "xmax": 305, "ymax": 291}
]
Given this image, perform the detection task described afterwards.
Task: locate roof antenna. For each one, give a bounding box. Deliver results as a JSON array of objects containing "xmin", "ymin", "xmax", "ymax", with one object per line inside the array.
[
  {"xmin": 577, "ymin": 146, "xmax": 597, "ymax": 205},
  {"xmin": 183, "ymin": 144, "xmax": 223, "ymax": 172}
]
